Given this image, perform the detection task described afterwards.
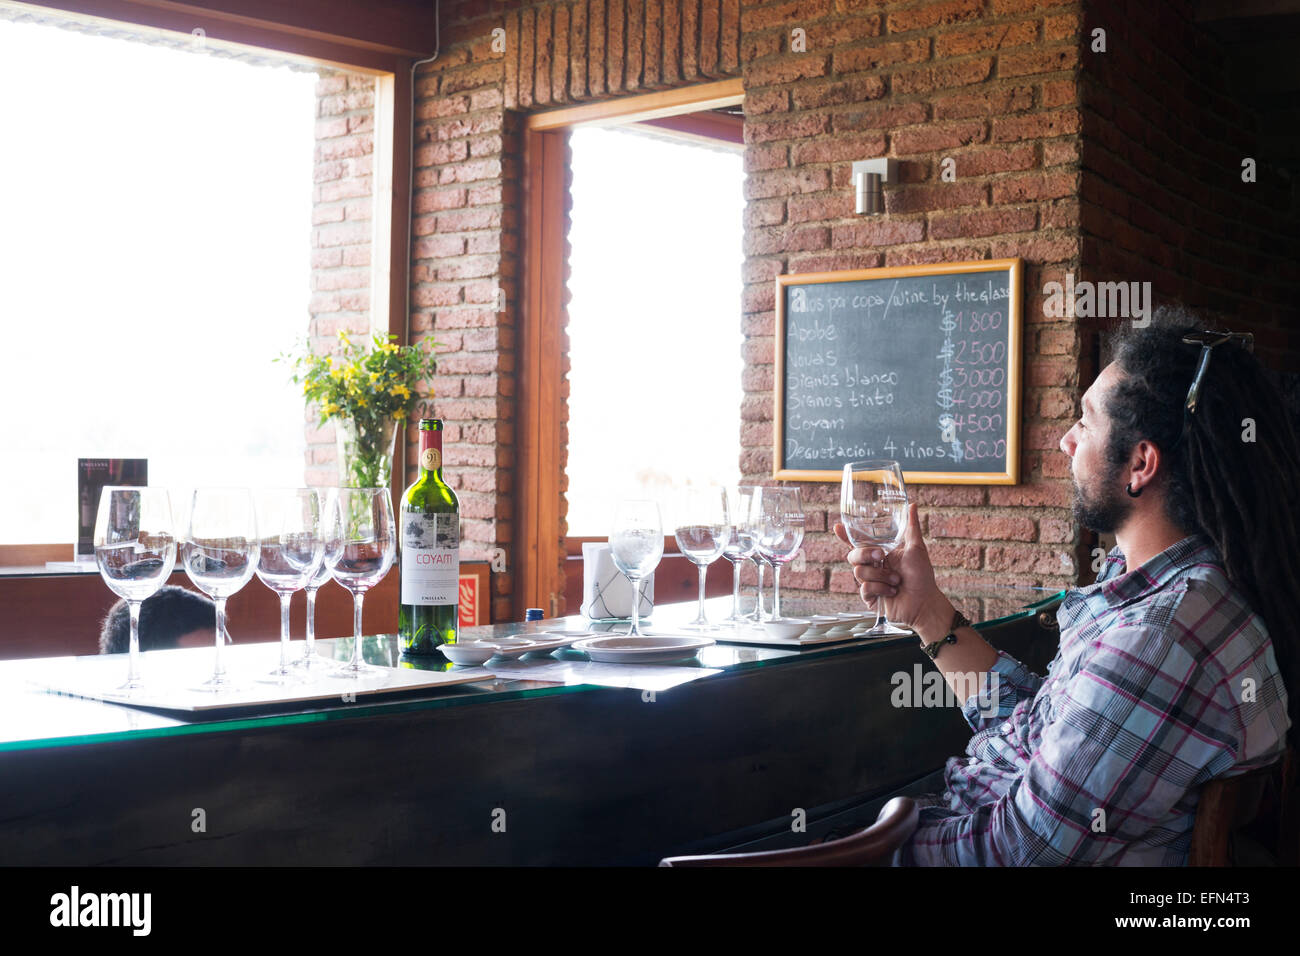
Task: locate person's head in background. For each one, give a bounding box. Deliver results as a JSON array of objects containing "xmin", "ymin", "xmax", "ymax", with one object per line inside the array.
[{"xmin": 99, "ymin": 585, "xmax": 217, "ymax": 654}]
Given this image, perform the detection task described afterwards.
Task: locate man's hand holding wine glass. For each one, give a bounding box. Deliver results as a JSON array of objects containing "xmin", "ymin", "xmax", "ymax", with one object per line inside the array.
[{"xmin": 833, "ymin": 500, "xmax": 955, "ymax": 643}]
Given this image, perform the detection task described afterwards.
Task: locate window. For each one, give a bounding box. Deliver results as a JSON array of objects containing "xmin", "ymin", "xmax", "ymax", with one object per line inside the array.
[
  {"xmin": 564, "ymin": 124, "xmax": 745, "ymax": 536},
  {"xmin": 0, "ymin": 16, "xmax": 316, "ymax": 543}
]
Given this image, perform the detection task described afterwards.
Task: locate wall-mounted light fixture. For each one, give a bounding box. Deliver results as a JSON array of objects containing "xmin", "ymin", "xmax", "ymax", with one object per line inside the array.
[{"xmin": 852, "ymin": 158, "xmax": 898, "ymax": 215}]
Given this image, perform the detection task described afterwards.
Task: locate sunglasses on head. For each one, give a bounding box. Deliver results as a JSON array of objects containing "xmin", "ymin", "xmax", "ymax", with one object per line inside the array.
[{"xmin": 1182, "ymin": 330, "xmax": 1254, "ymax": 416}]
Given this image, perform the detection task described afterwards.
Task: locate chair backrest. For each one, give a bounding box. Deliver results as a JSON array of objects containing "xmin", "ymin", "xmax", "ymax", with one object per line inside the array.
[
  {"xmin": 1189, "ymin": 745, "xmax": 1298, "ymax": 866},
  {"xmin": 658, "ymin": 796, "xmax": 918, "ymax": 867}
]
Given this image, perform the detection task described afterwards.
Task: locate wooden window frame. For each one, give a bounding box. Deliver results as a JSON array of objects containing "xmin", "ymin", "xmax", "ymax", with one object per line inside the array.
[
  {"xmin": 0, "ymin": 0, "xmax": 415, "ymax": 564},
  {"xmin": 517, "ymin": 78, "xmax": 743, "ymax": 619}
]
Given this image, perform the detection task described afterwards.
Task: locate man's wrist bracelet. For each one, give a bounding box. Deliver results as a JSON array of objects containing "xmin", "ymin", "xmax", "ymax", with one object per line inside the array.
[{"xmin": 920, "ymin": 607, "xmax": 971, "ymax": 660}]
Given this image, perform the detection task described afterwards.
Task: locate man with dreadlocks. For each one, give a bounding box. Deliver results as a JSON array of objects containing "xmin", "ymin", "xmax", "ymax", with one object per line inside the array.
[{"xmin": 835, "ymin": 305, "xmax": 1296, "ymax": 865}]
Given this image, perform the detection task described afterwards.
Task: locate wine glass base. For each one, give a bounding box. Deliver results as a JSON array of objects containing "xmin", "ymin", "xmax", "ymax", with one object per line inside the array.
[
  {"xmin": 253, "ymin": 667, "xmax": 299, "ymax": 686},
  {"xmin": 679, "ymin": 621, "xmax": 717, "ymax": 631},
  {"xmin": 191, "ymin": 675, "xmax": 241, "ymax": 694},
  {"xmin": 334, "ymin": 661, "xmax": 377, "ymax": 678},
  {"xmin": 289, "ymin": 653, "xmax": 332, "ymax": 669},
  {"xmin": 864, "ymin": 621, "xmax": 912, "ymax": 636}
]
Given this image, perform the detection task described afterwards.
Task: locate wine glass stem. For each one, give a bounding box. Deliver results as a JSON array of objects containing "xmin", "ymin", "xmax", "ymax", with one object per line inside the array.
[
  {"xmin": 731, "ymin": 560, "xmax": 742, "ymax": 619},
  {"xmin": 629, "ymin": 577, "xmax": 642, "ymax": 636},
  {"xmin": 127, "ymin": 599, "xmax": 142, "ymax": 686},
  {"xmin": 214, "ymin": 597, "xmax": 228, "ymax": 681},
  {"xmin": 351, "ymin": 589, "xmax": 365, "ymax": 667},
  {"xmin": 695, "ymin": 563, "xmax": 708, "ymax": 624},
  {"xmin": 279, "ymin": 592, "xmax": 293, "ymax": 671},
  {"xmin": 755, "ymin": 561, "xmax": 766, "ymax": 621},
  {"xmin": 773, "ymin": 562, "xmax": 783, "ymax": 620},
  {"xmin": 305, "ymin": 586, "xmax": 317, "ymax": 659},
  {"xmin": 872, "ymin": 557, "xmax": 886, "ymax": 630}
]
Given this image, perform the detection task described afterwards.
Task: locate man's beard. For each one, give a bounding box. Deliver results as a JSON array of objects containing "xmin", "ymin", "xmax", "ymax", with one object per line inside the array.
[{"xmin": 1071, "ymin": 464, "xmax": 1133, "ymax": 534}]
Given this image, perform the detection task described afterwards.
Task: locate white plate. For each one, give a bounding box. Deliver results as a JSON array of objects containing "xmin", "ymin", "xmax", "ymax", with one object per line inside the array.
[{"xmin": 571, "ymin": 635, "xmax": 714, "ymax": 663}]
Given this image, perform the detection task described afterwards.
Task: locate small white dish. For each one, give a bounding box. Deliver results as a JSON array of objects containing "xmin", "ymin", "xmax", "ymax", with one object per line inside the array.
[
  {"xmin": 489, "ymin": 637, "xmax": 537, "ymax": 660},
  {"xmin": 802, "ymin": 615, "xmax": 840, "ymax": 636},
  {"xmin": 572, "ymin": 635, "xmax": 714, "ymax": 663},
  {"xmin": 439, "ymin": 642, "xmax": 498, "ymax": 666},
  {"xmin": 762, "ymin": 618, "xmax": 811, "ymax": 640}
]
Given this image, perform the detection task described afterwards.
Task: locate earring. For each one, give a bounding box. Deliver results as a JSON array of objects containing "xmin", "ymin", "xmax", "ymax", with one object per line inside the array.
[{"xmin": 1126, "ymin": 483, "xmax": 1142, "ymax": 498}]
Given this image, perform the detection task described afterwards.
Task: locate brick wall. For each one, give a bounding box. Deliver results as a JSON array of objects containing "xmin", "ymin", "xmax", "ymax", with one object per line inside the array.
[
  {"xmin": 739, "ymin": 0, "xmax": 1085, "ymax": 606},
  {"xmin": 305, "ymin": 69, "xmax": 376, "ymax": 487},
  {"xmin": 314, "ymin": 0, "xmax": 1295, "ymax": 622},
  {"xmin": 1078, "ymin": 0, "xmax": 1300, "ymax": 372}
]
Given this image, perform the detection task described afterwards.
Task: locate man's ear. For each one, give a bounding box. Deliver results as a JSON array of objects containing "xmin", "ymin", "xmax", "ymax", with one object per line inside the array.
[{"xmin": 1128, "ymin": 439, "xmax": 1162, "ymax": 493}]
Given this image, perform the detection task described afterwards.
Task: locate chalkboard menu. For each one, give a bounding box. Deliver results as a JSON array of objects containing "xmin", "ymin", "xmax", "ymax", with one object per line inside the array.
[{"xmin": 775, "ymin": 259, "xmax": 1023, "ymax": 484}]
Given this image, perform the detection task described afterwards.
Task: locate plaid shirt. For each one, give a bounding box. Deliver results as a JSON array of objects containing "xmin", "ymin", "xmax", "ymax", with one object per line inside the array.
[{"xmin": 899, "ymin": 534, "xmax": 1291, "ymax": 866}]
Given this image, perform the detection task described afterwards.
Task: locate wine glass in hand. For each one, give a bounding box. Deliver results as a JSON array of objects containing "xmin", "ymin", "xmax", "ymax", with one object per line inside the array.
[
  {"xmin": 610, "ymin": 499, "xmax": 663, "ymax": 637},
  {"xmin": 94, "ymin": 487, "xmax": 177, "ymax": 693},
  {"xmin": 254, "ymin": 488, "xmax": 322, "ymax": 683},
  {"xmin": 326, "ymin": 488, "xmax": 396, "ymax": 676},
  {"xmin": 840, "ymin": 460, "xmax": 908, "ymax": 635},
  {"xmin": 673, "ymin": 486, "xmax": 732, "ymax": 630},
  {"xmin": 183, "ymin": 488, "xmax": 259, "ymax": 691},
  {"xmin": 755, "ymin": 487, "xmax": 805, "ymax": 622}
]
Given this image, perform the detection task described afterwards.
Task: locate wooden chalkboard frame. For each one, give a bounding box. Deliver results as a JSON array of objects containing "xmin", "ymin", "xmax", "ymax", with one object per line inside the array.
[{"xmin": 774, "ymin": 258, "xmax": 1023, "ymax": 485}]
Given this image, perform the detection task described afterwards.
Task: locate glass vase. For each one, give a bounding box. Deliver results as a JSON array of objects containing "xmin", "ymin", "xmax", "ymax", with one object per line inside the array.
[{"xmin": 336, "ymin": 416, "xmax": 400, "ymax": 489}]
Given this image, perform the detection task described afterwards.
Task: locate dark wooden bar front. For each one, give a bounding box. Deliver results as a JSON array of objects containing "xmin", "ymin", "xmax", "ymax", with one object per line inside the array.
[{"xmin": 0, "ymin": 597, "xmax": 1062, "ymax": 866}]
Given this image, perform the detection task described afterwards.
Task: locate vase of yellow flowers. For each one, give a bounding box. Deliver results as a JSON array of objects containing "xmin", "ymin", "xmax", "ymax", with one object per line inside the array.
[{"xmin": 281, "ymin": 330, "xmax": 439, "ymax": 488}]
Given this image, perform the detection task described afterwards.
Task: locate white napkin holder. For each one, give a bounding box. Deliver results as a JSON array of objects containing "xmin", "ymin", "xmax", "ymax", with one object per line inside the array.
[{"xmin": 581, "ymin": 542, "xmax": 653, "ymax": 620}]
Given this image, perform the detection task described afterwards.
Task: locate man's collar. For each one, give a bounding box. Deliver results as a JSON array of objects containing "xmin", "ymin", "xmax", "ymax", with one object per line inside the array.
[{"xmin": 1090, "ymin": 533, "xmax": 1217, "ymax": 607}]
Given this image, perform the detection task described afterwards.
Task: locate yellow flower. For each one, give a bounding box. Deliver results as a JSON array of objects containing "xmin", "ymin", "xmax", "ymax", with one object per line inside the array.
[
  {"xmin": 389, "ymin": 384, "xmax": 411, "ymax": 400},
  {"xmin": 369, "ymin": 371, "xmax": 381, "ymax": 384},
  {"xmin": 392, "ymin": 410, "xmax": 405, "ymax": 420},
  {"xmin": 323, "ymin": 402, "xmax": 340, "ymax": 416},
  {"xmin": 357, "ymin": 396, "xmax": 368, "ymax": 408},
  {"xmin": 331, "ymin": 367, "xmax": 343, "ymax": 380}
]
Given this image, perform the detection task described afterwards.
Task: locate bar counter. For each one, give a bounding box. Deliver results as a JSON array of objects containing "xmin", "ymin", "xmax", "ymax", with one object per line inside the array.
[{"xmin": 0, "ymin": 591, "xmax": 1063, "ymax": 866}]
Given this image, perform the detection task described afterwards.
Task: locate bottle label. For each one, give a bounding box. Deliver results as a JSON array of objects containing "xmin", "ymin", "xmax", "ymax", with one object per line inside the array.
[
  {"xmin": 419, "ymin": 427, "xmax": 442, "ymax": 474},
  {"xmin": 401, "ymin": 512, "xmax": 459, "ymax": 605}
]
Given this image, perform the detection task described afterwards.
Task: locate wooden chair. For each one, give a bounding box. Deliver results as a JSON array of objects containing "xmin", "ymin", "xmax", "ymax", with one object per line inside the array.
[
  {"xmin": 658, "ymin": 796, "xmax": 919, "ymax": 867},
  {"xmin": 1189, "ymin": 745, "xmax": 1299, "ymax": 866}
]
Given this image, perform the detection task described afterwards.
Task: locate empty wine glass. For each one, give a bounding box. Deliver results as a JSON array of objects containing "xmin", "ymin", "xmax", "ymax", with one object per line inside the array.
[
  {"xmin": 672, "ymin": 486, "xmax": 732, "ymax": 630},
  {"xmin": 94, "ymin": 487, "xmax": 177, "ymax": 693},
  {"xmin": 183, "ymin": 488, "xmax": 259, "ymax": 691},
  {"xmin": 841, "ymin": 460, "xmax": 909, "ymax": 636},
  {"xmin": 294, "ymin": 487, "xmax": 337, "ymax": 672},
  {"xmin": 755, "ymin": 487, "xmax": 805, "ymax": 622},
  {"xmin": 721, "ymin": 485, "xmax": 760, "ymax": 625},
  {"xmin": 749, "ymin": 548, "xmax": 773, "ymax": 624},
  {"xmin": 254, "ymin": 489, "xmax": 322, "ymax": 683},
  {"xmin": 610, "ymin": 499, "xmax": 663, "ymax": 637},
  {"xmin": 325, "ymin": 487, "xmax": 397, "ymax": 676}
]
